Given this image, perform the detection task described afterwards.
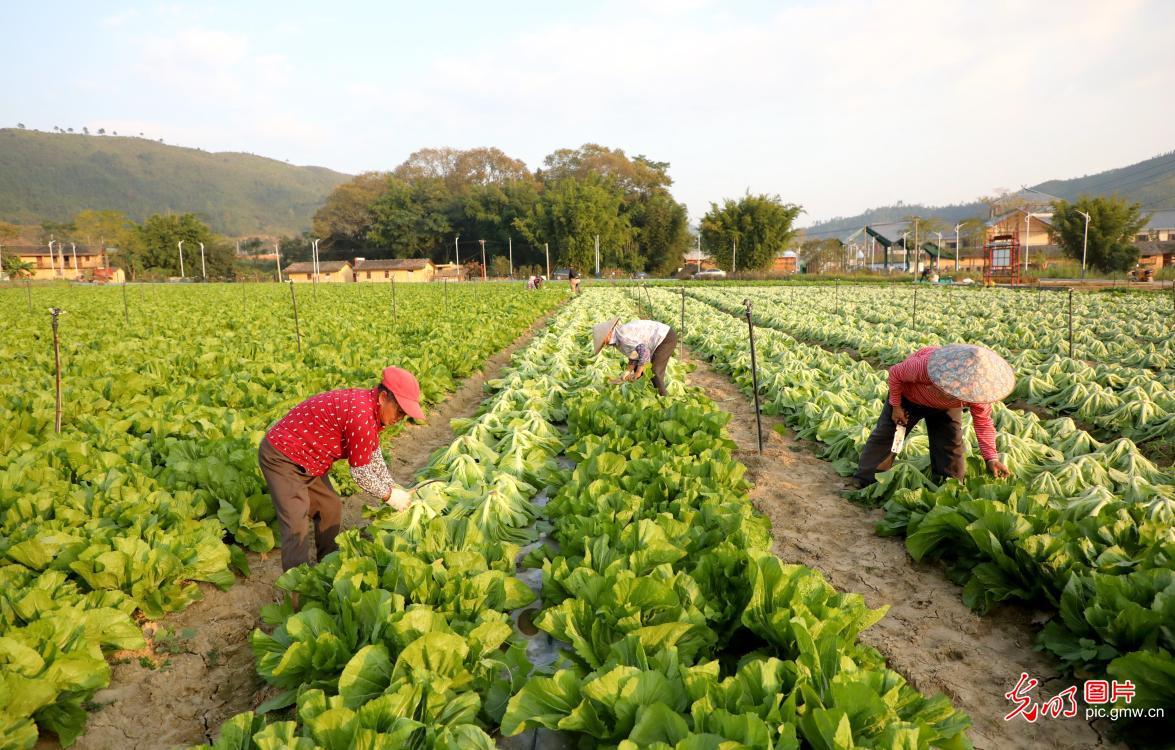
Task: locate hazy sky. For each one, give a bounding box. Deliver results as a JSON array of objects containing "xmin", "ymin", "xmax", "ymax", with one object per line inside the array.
[{"xmin": 3, "ymin": 0, "xmax": 1172, "ymax": 225}]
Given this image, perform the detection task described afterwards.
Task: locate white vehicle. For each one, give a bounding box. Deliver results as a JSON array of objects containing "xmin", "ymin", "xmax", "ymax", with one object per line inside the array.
[{"xmin": 692, "ymin": 268, "xmax": 728, "ymax": 280}]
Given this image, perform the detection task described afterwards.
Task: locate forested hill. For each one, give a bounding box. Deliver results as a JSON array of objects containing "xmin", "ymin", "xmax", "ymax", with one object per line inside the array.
[
  {"xmin": 0, "ymin": 129, "xmax": 350, "ymax": 236},
  {"xmin": 805, "ymin": 149, "xmax": 1175, "ymax": 235}
]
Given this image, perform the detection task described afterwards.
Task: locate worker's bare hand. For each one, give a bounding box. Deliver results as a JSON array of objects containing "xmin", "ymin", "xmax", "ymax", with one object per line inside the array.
[
  {"xmin": 385, "ymin": 487, "xmax": 412, "ymax": 511},
  {"xmin": 986, "ymin": 459, "xmax": 1011, "ymax": 479},
  {"xmin": 891, "ymin": 405, "xmax": 908, "ymax": 426}
]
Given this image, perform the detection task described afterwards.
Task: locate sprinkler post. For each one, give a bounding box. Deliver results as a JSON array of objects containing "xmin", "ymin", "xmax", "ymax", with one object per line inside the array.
[
  {"xmin": 743, "ymin": 299, "xmax": 764, "ymax": 454},
  {"xmin": 289, "ymin": 281, "xmax": 302, "ymax": 354},
  {"xmin": 1068, "ymin": 288, "xmax": 1074, "ymax": 359},
  {"xmin": 49, "ymin": 308, "xmax": 64, "ymax": 433}
]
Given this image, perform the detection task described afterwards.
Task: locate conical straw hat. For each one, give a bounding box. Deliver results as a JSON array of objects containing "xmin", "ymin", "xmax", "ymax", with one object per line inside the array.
[
  {"xmin": 928, "ymin": 344, "xmax": 1015, "ymax": 404},
  {"xmin": 592, "ymin": 318, "xmax": 620, "ymax": 355}
]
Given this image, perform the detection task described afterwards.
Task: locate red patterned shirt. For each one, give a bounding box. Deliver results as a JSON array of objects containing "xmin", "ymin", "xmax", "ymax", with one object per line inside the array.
[
  {"xmin": 887, "ymin": 347, "xmax": 999, "ymax": 461},
  {"xmin": 267, "ymin": 387, "xmax": 385, "ymax": 476}
]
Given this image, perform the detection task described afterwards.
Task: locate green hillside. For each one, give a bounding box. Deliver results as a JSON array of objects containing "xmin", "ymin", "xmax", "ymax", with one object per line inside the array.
[
  {"xmin": 0, "ymin": 129, "xmax": 350, "ymax": 236},
  {"xmin": 806, "ymin": 149, "xmax": 1175, "ymax": 235}
]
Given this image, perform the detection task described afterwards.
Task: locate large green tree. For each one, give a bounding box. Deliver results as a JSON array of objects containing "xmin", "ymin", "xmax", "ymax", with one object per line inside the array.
[
  {"xmin": 700, "ymin": 194, "xmax": 803, "ymax": 272},
  {"xmin": 631, "ymin": 191, "xmax": 690, "ymax": 275},
  {"xmin": 137, "ymin": 213, "xmax": 232, "ymax": 278},
  {"xmin": 513, "ymin": 176, "xmax": 634, "ymax": 272},
  {"xmin": 1050, "ymin": 196, "xmax": 1148, "ymax": 273},
  {"xmin": 366, "ymin": 177, "xmax": 452, "ymax": 257},
  {"xmin": 312, "ymin": 172, "xmax": 391, "ymax": 252}
]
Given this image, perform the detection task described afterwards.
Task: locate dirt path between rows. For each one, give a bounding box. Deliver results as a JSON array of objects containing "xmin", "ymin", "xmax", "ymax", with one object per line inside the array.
[
  {"xmin": 684, "ymin": 352, "xmax": 1121, "ymax": 750},
  {"xmin": 52, "ymin": 310, "xmax": 559, "ymax": 750}
]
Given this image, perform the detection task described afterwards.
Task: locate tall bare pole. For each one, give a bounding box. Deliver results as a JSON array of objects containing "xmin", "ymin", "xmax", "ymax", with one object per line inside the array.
[
  {"xmin": 508, "ymin": 236, "xmax": 513, "ymax": 278},
  {"xmin": 455, "ymin": 235, "xmax": 461, "ymax": 267},
  {"xmin": 70, "ymin": 242, "xmax": 78, "ymax": 277},
  {"xmin": 199, "ymin": 242, "xmax": 206, "ymax": 280},
  {"xmin": 544, "ymin": 243, "xmax": 550, "ymax": 279},
  {"xmin": 479, "ymin": 239, "xmax": 487, "ymax": 280},
  {"xmin": 50, "ymin": 308, "xmax": 64, "ymax": 433},
  {"xmin": 275, "ymin": 240, "xmax": 283, "ymax": 282},
  {"xmin": 177, "ymin": 240, "xmax": 186, "ymax": 278}
]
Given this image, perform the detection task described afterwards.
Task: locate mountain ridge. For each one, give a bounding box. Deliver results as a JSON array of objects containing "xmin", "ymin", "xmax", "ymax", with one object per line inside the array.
[
  {"xmin": 804, "ymin": 149, "xmax": 1175, "ymax": 236},
  {"xmin": 0, "ymin": 128, "xmax": 350, "ymax": 236}
]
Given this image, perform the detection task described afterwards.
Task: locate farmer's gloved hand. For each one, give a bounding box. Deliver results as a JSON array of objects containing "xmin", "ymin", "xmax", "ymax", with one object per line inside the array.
[
  {"xmin": 385, "ymin": 486, "xmax": 412, "ymax": 511},
  {"xmin": 986, "ymin": 458, "xmax": 1011, "ymax": 478}
]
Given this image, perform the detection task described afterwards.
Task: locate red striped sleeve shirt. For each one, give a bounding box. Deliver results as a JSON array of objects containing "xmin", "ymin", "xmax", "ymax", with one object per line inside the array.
[{"xmin": 887, "ymin": 347, "xmax": 999, "ymax": 461}]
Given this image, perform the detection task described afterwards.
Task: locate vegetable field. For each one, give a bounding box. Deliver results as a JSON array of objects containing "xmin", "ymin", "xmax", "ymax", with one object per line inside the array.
[
  {"xmin": 1, "ymin": 280, "xmax": 1169, "ymax": 749},
  {"xmin": 642, "ymin": 284, "xmax": 1175, "ymax": 722},
  {"xmin": 0, "ymin": 282, "xmax": 561, "ymax": 747}
]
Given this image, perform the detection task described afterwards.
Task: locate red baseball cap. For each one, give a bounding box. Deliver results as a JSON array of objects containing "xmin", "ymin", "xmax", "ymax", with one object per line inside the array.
[{"xmin": 381, "ymin": 366, "xmax": 425, "ymax": 420}]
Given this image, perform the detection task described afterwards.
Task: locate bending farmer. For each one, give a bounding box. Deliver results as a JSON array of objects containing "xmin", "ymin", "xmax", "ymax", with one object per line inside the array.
[
  {"xmin": 593, "ymin": 317, "xmax": 677, "ymax": 397},
  {"xmin": 259, "ymin": 366, "xmax": 425, "ymax": 570},
  {"xmin": 854, "ymin": 344, "xmax": 1013, "ymax": 487}
]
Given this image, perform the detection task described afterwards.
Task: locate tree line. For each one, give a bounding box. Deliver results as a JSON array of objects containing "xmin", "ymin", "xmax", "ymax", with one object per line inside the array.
[{"xmin": 312, "ymin": 143, "xmax": 803, "ymax": 275}]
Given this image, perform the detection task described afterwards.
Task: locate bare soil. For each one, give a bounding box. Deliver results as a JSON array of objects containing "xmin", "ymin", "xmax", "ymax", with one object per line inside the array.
[
  {"xmin": 49, "ymin": 311, "xmax": 557, "ymax": 750},
  {"xmin": 684, "ymin": 352, "xmax": 1122, "ymax": 750}
]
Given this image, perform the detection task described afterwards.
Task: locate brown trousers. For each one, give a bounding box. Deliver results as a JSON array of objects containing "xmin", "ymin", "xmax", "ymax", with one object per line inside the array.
[
  {"xmin": 853, "ymin": 398, "xmax": 966, "ymax": 487},
  {"xmin": 258, "ymin": 438, "xmax": 342, "ymax": 571},
  {"xmin": 649, "ymin": 329, "xmax": 678, "ymax": 397}
]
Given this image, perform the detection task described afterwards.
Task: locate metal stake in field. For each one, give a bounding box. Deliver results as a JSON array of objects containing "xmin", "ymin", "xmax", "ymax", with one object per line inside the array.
[
  {"xmin": 679, "ymin": 287, "xmax": 686, "ymax": 361},
  {"xmin": 743, "ymin": 299, "xmax": 764, "ymax": 454},
  {"xmin": 122, "ymin": 281, "xmax": 130, "ymax": 325},
  {"xmin": 288, "ymin": 281, "xmax": 302, "ymax": 354},
  {"xmin": 544, "ymin": 243, "xmax": 550, "ymax": 280},
  {"xmin": 49, "ymin": 307, "xmax": 64, "ymax": 433},
  {"xmin": 1067, "ymin": 288, "xmax": 1075, "ymax": 358}
]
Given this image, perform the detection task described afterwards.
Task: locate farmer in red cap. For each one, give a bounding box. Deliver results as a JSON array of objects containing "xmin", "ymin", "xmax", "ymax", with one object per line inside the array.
[
  {"xmin": 258, "ymin": 366, "xmax": 426, "ymax": 570},
  {"xmin": 854, "ymin": 344, "xmax": 1014, "ymax": 488}
]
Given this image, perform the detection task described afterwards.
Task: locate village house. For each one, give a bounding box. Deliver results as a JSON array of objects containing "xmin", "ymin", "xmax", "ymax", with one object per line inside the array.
[
  {"xmin": 282, "ymin": 261, "xmax": 353, "ymax": 283},
  {"xmin": 3, "ymin": 244, "xmax": 119, "ymax": 281},
  {"xmin": 353, "ymin": 258, "xmax": 436, "ymax": 282}
]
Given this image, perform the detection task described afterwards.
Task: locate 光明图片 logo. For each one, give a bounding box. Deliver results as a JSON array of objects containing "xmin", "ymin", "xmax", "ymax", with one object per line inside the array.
[{"xmin": 1004, "ymin": 672, "xmax": 1165, "ymax": 722}]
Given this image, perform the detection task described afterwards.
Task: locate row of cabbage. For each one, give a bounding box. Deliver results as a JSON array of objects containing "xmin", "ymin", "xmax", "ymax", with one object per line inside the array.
[
  {"xmin": 186, "ymin": 297, "xmax": 589, "ymax": 749},
  {"xmin": 753, "ymin": 283, "xmax": 1173, "ymax": 373},
  {"xmin": 499, "ymin": 290, "xmax": 972, "ymax": 749},
  {"xmin": 646, "ymin": 288, "xmax": 1174, "ymax": 715},
  {"xmin": 0, "ymin": 282, "xmax": 562, "ymax": 748},
  {"xmin": 195, "ymin": 290, "xmax": 974, "ymax": 749},
  {"xmin": 688, "ymin": 286, "xmax": 1175, "ymax": 445}
]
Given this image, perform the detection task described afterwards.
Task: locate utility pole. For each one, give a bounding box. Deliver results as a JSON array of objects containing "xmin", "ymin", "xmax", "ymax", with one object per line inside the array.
[
  {"xmin": 508, "ymin": 236, "xmax": 513, "ymax": 278},
  {"xmin": 479, "ymin": 239, "xmax": 486, "ymax": 280},
  {"xmin": 1076, "ymin": 210, "xmax": 1091, "ymax": 280},
  {"xmin": 275, "ymin": 240, "xmax": 282, "ymax": 282},
  {"xmin": 454, "ymin": 234, "xmax": 460, "ymax": 267},
  {"xmin": 732, "ymin": 237, "xmax": 738, "ymax": 274},
  {"xmin": 544, "ymin": 242, "xmax": 550, "ymax": 279},
  {"xmin": 48, "ymin": 239, "xmax": 56, "ymax": 279},
  {"xmin": 954, "ymin": 222, "xmax": 965, "ymax": 272},
  {"xmin": 913, "ymin": 218, "xmax": 919, "ymax": 274},
  {"xmin": 70, "ymin": 242, "xmax": 78, "ymax": 277},
  {"xmin": 199, "ymin": 242, "xmax": 206, "ymax": 280},
  {"xmin": 177, "ymin": 240, "xmax": 186, "ymax": 278},
  {"xmin": 595, "ymin": 234, "xmax": 600, "ymax": 276}
]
